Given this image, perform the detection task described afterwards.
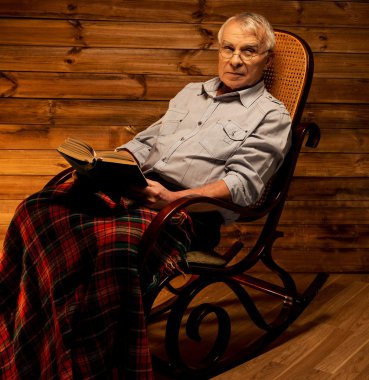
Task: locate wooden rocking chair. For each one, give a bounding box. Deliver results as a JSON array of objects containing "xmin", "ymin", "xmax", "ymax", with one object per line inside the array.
[
  {"xmin": 45, "ymin": 30, "xmax": 328, "ymax": 379},
  {"xmin": 137, "ymin": 30, "xmax": 329, "ymax": 378}
]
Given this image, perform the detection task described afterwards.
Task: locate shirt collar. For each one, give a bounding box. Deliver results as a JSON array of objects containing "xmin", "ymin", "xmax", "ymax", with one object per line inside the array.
[{"xmin": 200, "ymin": 77, "xmax": 265, "ymax": 108}]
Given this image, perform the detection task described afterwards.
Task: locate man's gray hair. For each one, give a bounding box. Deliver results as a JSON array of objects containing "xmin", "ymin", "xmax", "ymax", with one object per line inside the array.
[{"xmin": 217, "ymin": 12, "xmax": 275, "ymax": 51}]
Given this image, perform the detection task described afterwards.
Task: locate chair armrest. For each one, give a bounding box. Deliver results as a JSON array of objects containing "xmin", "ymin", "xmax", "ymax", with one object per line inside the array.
[
  {"xmin": 138, "ymin": 194, "xmax": 268, "ymax": 271},
  {"xmin": 44, "ymin": 167, "xmax": 74, "ymax": 188},
  {"xmin": 296, "ymin": 122, "xmax": 320, "ymax": 148}
]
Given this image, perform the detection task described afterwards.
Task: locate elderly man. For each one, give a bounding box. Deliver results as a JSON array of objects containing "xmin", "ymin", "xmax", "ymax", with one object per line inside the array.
[
  {"xmin": 128, "ymin": 13, "xmax": 289, "ymax": 213},
  {"xmin": 0, "ymin": 12, "xmax": 291, "ymax": 380}
]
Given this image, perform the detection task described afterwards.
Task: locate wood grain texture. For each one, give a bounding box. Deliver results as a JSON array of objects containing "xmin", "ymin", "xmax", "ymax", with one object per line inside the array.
[
  {"xmin": 206, "ymin": 274, "xmax": 369, "ymax": 379},
  {"xmin": 0, "ymin": 1, "xmax": 367, "ymax": 26},
  {"xmin": 0, "ymin": 0, "xmax": 368, "ymax": 271}
]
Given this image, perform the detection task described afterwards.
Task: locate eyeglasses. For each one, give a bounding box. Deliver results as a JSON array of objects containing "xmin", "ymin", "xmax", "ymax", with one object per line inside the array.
[{"xmin": 219, "ymin": 47, "xmax": 268, "ymax": 62}]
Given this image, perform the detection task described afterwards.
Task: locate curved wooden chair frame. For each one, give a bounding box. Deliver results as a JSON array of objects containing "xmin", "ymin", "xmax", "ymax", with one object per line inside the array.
[{"xmin": 45, "ymin": 30, "xmax": 328, "ymax": 379}]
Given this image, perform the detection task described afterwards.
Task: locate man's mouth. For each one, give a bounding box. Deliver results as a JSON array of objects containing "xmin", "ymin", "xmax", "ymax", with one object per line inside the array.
[{"xmin": 226, "ymin": 72, "xmax": 244, "ymax": 76}]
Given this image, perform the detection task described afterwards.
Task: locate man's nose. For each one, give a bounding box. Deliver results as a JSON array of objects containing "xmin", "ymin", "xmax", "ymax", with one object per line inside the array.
[{"xmin": 229, "ymin": 53, "xmax": 243, "ymax": 67}]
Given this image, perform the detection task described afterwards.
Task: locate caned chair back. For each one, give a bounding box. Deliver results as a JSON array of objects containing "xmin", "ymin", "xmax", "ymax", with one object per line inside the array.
[
  {"xmin": 242, "ymin": 30, "xmax": 316, "ymax": 213},
  {"xmin": 264, "ymin": 30, "xmax": 314, "ymax": 125}
]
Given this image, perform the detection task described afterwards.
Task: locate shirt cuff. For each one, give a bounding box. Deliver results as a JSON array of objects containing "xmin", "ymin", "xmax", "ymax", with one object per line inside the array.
[
  {"xmin": 116, "ymin": 140, "xmax": 150, "ymax": 166},
  {"xmin": 223, "ymin": 172, "xmax": 263, "ymax": 208}
]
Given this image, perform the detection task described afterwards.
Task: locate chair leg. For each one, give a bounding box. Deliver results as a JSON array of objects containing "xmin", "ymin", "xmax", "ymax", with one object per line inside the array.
[
  {"xmin": 146, "ymin": 228, "xmax": 329, "ymax": 378},
  {"xmin": 148, "ymin": 270, "xmax": 329, "ymax": 379},
  {"xmin": 145, "ymin": 274, "xmax": 199, "ymax": 322}
]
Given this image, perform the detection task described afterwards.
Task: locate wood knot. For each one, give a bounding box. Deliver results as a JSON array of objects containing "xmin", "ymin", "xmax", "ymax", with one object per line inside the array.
[{"xmin": 67, "ymin": 3, "xmax": 77, "ymax": 11}]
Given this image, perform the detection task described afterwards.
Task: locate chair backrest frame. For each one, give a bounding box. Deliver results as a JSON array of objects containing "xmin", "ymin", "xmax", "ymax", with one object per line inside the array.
[
  {"xmin": 265, "ymin": 29, "xmax": 314, "ymax": 126},
  {"xmin": 236, "ymin": 29, "xmax": 316, "ymax": 221}
]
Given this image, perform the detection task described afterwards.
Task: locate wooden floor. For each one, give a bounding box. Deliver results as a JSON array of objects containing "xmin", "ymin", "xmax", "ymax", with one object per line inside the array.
[{"xmin": 148, "ymin": 274, "xmax": 369, "ymax": 379}]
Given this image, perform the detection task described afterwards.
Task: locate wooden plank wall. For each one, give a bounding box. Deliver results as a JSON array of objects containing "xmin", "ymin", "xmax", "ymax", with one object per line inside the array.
[{"xmin": 0, "ymin": 1, "xmax": 368, "ymax": 272}]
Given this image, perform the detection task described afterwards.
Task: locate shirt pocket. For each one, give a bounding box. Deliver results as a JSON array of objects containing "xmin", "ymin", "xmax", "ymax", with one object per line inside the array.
[
  {"xmin": 200, "ymin": 120, "xmax": 247, "ymax": 160},
  {"xmin": 160, "ymin": 108, "xmax": 188, "ymax": 135}
]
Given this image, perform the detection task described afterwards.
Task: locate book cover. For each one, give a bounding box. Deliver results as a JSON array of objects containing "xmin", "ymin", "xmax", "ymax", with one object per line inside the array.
[{"xmin": 56, "ymin": 138, "xmax": 148, "ymax": 192}]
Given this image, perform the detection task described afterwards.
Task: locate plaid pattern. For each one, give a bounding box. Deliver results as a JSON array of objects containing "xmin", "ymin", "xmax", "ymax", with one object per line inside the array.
[{"xmin": 0, "ymin": 183, "xmax": 192, "ymax": 379}]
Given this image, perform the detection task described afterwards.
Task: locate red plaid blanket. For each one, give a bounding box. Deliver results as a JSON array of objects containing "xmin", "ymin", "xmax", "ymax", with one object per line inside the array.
[{"xmin": 0, "ymin": 183, "xmax": 192, "ymax": 379}]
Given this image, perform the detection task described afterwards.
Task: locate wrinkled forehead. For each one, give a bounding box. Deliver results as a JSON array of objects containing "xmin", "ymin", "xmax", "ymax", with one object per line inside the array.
[{"xmin": 221, "ymin": 20, "xmax": 266, "ymax": 49}]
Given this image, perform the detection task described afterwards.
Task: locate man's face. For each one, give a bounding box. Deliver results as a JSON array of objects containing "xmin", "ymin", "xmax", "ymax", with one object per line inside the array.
[{"xmin": 218, "ymin": 20, "xmax": 272, "ymax": 91}]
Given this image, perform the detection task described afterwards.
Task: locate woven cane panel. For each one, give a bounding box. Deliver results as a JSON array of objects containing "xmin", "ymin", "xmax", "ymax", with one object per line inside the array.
[{"xmin": 264, "ymin": 32, "xmax": 308, "ymax": 120}]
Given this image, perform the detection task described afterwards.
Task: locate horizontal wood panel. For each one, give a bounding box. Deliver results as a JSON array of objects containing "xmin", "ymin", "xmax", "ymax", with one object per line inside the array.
[
  {"xmin": 313, "ymin": 53, "xmax": 369, "ymax": 79},
  {"xmin": 0, "ymin": 0, "xmax": 205, "ymax": 23},
  {"xmin": 308, "ymin": 129, "xmax": 369, "ymax": 153},
  {"xmin": 0, "ymin": 125, "xmax": 135, "ymax": 150},
  {"xmin": 0, "ymin": 19, "xmax": 219, "ymax": 50},
  {"xmin": 1, "ymin": 202, "xmax": 369, "ymax": 237},
  {"xmin": 0, "ymin": 150, "xmax": 369, "ymax": 177},
  {"xmin": 0, "ymin": 175, "xmax": 53, "ymax": 199},
  {"xmin": 302, "ymin": 104, "xmax": 369, "ymax": 128},
  {"xmin": 1, "ymin": 125, "xmax": 368, "ymax": 154},
  {"xmin": 281, "ymin": 201, "xmax": 369, "ymax": 225},
  {"xmin": 220, "ymin": 224, "xmax": 369, "ymax": 249},
  {"xmin": 295, "ymin": 153, "xmax": 369, "ymax": 177},
  {"xmin": 1, "ymin": 215, "xmax": 369, "ymax": 273},
  {"xmin": 230, "ymin": 201, "xmax": 369, "ymax": 225},
  {"xmin": 288, "ymin": 27, "xmax": 369, "ymax": 54},
  {"xmin": 1, "ymin": 19, "xmax": 368, "ymax": 54},
  {"xmin": 289, "ymin": 177, "xmax": 369, "ymax": 201},
  {"xmin": 0, "ymin": 217, "xmax": 367, "ymax": 271},
  {"xmin": 252, "ymin": 248, "xmax": 369, "ymax": 272},
  {"xmin": 1, "ymin": 101, "xmax": 368, "ymax": 129},
  {"xmin": 0, "ymin": 73, "xmax": 210, "ymax": 99},
  {"xmin": 1, "ymin": 176, "xmax": 368, "ymax": 202},
  {"xmin": 0, "ymin": 193, "xmax": 369, "ymax": 226},
  {"xmin": 0, "ymin": 214, "xmax": 367, "ymax": 272},
  {"xmin": 1, "ymin": 54, "xmax": 368, "ymax": 98},
  {"xmin": 308, "ymin": 78, "xmax": 369, "ymax": 104},
  {"xmin": 1, "ymin": 47, "xmax": 367, "ymax": 79},
  {"xmin": 0, "ymin": 1, "xmax": 367, "ymax": 27},
  {"xmin": 1, "ymin": 103, "xmax": 368, "ymax": 128},
  {"xmin": 0, "ymin": 46, "xmax": 218, "ymax": 75},
  {"xmin": 1, "ymin": 221, "xmax": 368, "ymax": 261},
  {"xmin": 1, "ymin": 200, "xmax": 369, "ymax": 233},
  {"xmin": 0, "ymin": 99, "xmax": 168, "ymax": 125}
]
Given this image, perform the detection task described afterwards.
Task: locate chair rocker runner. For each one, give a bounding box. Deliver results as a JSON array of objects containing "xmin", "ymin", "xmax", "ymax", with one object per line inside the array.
[{"xmin": 45, "ymin": 30, "xmax": 328, "ymax": 379}]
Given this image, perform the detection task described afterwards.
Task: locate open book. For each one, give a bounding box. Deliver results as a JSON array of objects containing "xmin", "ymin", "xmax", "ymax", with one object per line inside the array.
[{"xmin": 56, "ymin": 138, "xmax": 148, "ymax": 192}]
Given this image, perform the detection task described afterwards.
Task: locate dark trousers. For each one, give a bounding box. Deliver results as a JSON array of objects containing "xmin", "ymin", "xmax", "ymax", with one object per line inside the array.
[
  {"xmin": 189, "ymin": 211, "xmax": 223, "ymax": 250},
  {"xmin": 146, "ymin": 172, "xmax": 224, "ymax": 251}
]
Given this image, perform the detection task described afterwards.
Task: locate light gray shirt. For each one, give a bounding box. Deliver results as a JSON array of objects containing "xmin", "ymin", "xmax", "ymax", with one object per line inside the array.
[{"xmin": 117, "ymin": 77, "xmax": 291, "ymax": 221}]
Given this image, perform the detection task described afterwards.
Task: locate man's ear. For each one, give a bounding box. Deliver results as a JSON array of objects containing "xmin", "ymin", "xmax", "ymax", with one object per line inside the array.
[{"xmin": 265, "ymin": 51, "xmax": 274, "ymax": 69}]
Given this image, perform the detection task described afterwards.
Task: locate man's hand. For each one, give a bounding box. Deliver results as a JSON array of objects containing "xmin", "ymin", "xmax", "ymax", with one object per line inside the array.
[
  {"xmin": 133, "ymin": 177, "xmax": 232, "ymax": 210},
  {"xmin": 134, "ymin": 179, "xmax": 178, "ymax": 209}
]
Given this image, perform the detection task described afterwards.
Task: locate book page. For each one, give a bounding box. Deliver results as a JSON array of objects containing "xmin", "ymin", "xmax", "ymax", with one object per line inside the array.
[
  {"xmin": 57, "ymin": 138, "xmax": 95, "ymax": 163},
  {"xmin": 99, "ymin": 150, "xmax": 137, "ymax": 165}
]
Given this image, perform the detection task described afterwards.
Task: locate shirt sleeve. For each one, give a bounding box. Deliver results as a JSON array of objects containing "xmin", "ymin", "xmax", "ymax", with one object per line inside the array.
[
  {"xmin": 115, "ymin": 83, "xmax": 195, "ymax": 166},
  {"xmin": 115, "ymin": 118, "xmax": 164, "ymax": 166},
  {"xmin": 222, "ymin": 105, "xmax": 292, "ymax": 207}
]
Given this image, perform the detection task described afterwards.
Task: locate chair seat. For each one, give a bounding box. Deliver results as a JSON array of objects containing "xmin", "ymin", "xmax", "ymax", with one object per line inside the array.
[{"xmin": 185, "ymin": 250, "xmax": 227, "ymax": 266}]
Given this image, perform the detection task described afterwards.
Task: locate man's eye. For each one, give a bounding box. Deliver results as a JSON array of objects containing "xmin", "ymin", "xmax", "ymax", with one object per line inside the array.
[{"xmin": 241, "ymin": 49, "xmax": 256, "ymax": 57}]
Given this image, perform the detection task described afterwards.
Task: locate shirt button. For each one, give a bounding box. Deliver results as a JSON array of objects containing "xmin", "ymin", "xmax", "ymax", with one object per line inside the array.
[{"xmin": 198, "ymin": 121, "xmax": 202, "ymax": 125}]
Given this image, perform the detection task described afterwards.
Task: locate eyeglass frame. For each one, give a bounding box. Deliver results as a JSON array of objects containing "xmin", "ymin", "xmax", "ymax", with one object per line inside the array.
[{"xmin": 219, "ymin": 46, "xmax": 270, "ymax": 62}]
